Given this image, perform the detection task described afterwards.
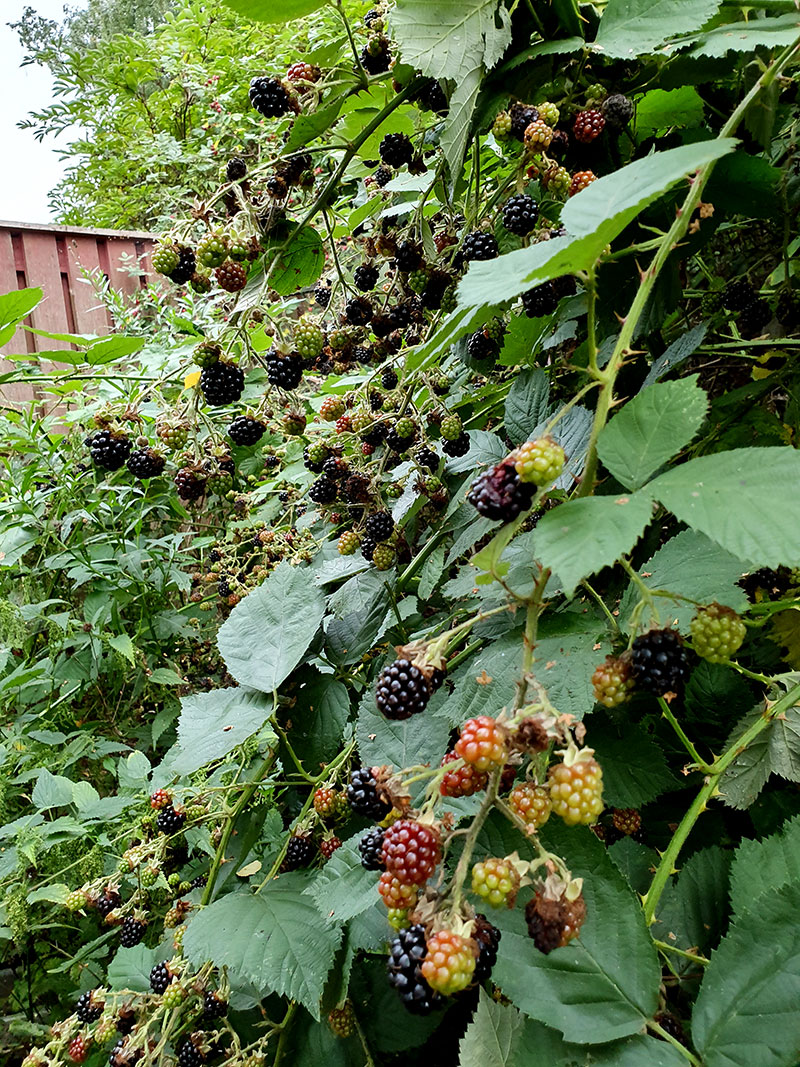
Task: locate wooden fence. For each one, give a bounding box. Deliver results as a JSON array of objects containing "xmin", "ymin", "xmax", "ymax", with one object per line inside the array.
[{"xmin": 0, "ymin": 220, "xmax": 156, "ymax": 404}]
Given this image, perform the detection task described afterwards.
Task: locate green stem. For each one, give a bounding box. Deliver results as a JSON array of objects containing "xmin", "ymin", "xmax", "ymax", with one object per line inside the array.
[
  {"xmin": 273, "ymin": 1002, "xmax": 298, "ymax": 1067},
  {"xmin": 446, "ymin": 769, "xmax": 501, "ymax": 913},
  {"xmin": 657, "ymin": 697, "xmax": 711, "ymax": 773},
  {"xmin": 653, "ymin": 939, "xmax": 709, "ymax": 966},
  {"xmin": 646, "ymin": 1021, "xmax": 702, "ymax": 1067}
]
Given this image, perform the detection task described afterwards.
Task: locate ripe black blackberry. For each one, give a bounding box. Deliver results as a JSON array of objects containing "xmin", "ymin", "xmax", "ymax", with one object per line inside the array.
[
  {"xmin": 385, "ymin": 427, "xmax": 415, "ymax": 452},
  {"xmin": 267, "ymin": 352, "xmax": 303, "ymax": 390},
  {"xmin": 364, "ymin": 8, "xmax": 381, "ymax": 26},
  {"xmin": 442, "ymin": 431, "xmax": 470, "ymax": 457},
  {"xmin": 360, "ymin": 38, "xmax": 392, "ymax": 74},
  {"xmin": 509, "ymin": 102, "xmax": 539, "ymax": 140},
  {"xmin": 202, "ymin": 990, "xmax": 228, "ymax": 1019},
  {"xmin": 127, "ymin": 448, "xmax": 165, "ymax": 479},
  {"xmin": 631, "ymin": 629, "xmax": 690, "ymax": 695},
  {"xmin": 168, "ymin": 246, "xmax": 196, "ymax": 285},
  {"xmin": 76, "ymin": 990, "xmax": 103, "ymax": 1023},
  {"xmin": 119, "ymin": 916, "xmax": 147, "ymax": 948},
  {"xmin": 502, "ymin": 194, "xmax": 539, "ymax": 236},
  {"xmin": 467, "ymin": 328, "xmax": 499, "ymax": 360},
  {"xmin": 416, "ymin": 446, "xmax": 438, "ymax": 471},
  {"xmin": 421, "ymin": 270, "xmax": 451, "ymax": 310},
  {"xmin": 309, "ymin": 476, "xmax": 338, "ymax": 504},
  {"xmin": 394, "ymin": 241, "xmax": 423, "ymax": 273},
  {"xmin": 722, "ymin": 278, "xmax": 756, "ymax": 310},
  {"xmin": 156, "ymin": 805, "xmax": 186, "ymax": 834},
  {"xmin": 365, "ymin": 510, "xmax": 394, "ymax": 541},
  {"xmin": 228, "ymin": 416, "xmax": 266, "ymax": 446},
  {"xmin": 472, "ymin": 914, "xmax": 501, "ymax": 984},
  {"xmin": 374, "ymin": 165, "xmax": 392, "ymax": 188},
  {"xmin": 96, "ymin": 887, "xmax": 121, "ymax": 917},
  {"xmin": 360, "ymin": 534, "xmax": 377, "ymax": 562},
  {"xmin": 88, "ymin": 430, "xmax": 132, "ymax": 471},
  {"xmin": 738, "ymin": 298, "xmax": 771, "ymax": 338},
  {"xmin": 175, "ymin": 468, "xmax": 205, "ymax": 501},
  {"xmin": 109, "ymin": 1038, "xmax": 143, "ymax": 1067},
  {"xmin": 322, "ymin": 456, "xmax": 349, "ymax": 480},
  {"xmin": 149, "ymin": 961, "xmax": 173, "ymax": 994},
  {"xmin": 314, "ymin": 283, "xmax": 331, "ymax": 307},
  {"xmin": 218, "ymin": 575, "xmax": 232, "ymax": 598},
  {"xmin": 358, "ymin": 827, "xmax": 386, "ymax": 870},
  {"xmin": 467, "ymin": 461, "xmax": 535, "ymax": 521},
  {"xmin": 176, "ymin": 1036, "xmax": 205, "ymax": 1067},
  {"xmin": 249, "ymin": 76, "xmax": 293, "ymax": 117},
  {"xmin": 282, "ymin": 834, "xmax": 316, "ymax": 871},
  {"xmin": 347, "ymin": 767, "xmax": 391, "ymax": 819},
  {"xmin": 522, "ymin": 281, "xmax": 560, "ymax": 317},
  {"xmin": 418, "ymin": 78, "xmax": 448, "ymax": 115},
  {"xmin": 200, "ymin": 361, "xmax": 244, "ymax": 405},
  {"xmin": 380, "ymin": 133, "xmax": 414, "ymax": 168},
  {"xmin": 462, "ymin": 231, "xmax": 498, "ymax": 261},
  {"xmin": 387, "ymin": 924, "xmax": 443, "ymax": 1015},
  {"xmin": 602, "ymin": 93, "xmax": 633, "ymax": 128},
  {"xmin": 381, "ymin": 366, "xmax": 398, "ymax": 389},
  {"xmin": 345, "ymin": 296, "xmax": 373, "ymax": 325},
  {"xmin": 115, "ymin": 1006, "xmax": 136, "ymax": 1035},
  {"xmin": 376, "ymin": 658, "xmax": 432, "ymax": 720},
  {"xmin": 226, "ymin": 157, "xmax": 247, "ymax": 181},
  {"xmin": 354, "ymin": 263, "xmax": 379, "ymax": 291}
]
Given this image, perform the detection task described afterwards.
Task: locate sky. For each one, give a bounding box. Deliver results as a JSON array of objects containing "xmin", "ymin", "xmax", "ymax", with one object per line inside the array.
[{"xmin": 0, "ymin": 0, "xmax": 83, "ymax": 224}]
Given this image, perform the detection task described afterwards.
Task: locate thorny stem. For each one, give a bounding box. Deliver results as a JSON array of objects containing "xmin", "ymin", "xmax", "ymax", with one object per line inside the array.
[
  {"xmin": 514, "ymin": 568, "xmax": 551, "ymax": 709},
  {"xmin": 333, "ymin": 0, "xmax": 368, "ymax": 85},
  {"xmin": 657, "ymin": 697, "xmax": 712, "ymax": 774},
  {"xmin": 445, "ymin": 768, "xmax": 501, "ymax": 914}
]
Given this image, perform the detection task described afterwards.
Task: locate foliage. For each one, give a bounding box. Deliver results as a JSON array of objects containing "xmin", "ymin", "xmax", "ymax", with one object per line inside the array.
[{"xmin": 3, "ymin": 1, "xmax": 800, "ymax": 1066}]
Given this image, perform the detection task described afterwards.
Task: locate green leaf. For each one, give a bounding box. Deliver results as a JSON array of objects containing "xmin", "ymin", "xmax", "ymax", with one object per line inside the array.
[
  {"xmin": 504, "ymin": 369, "xmax": 550, "ymax": 445},
  {"xmin": 32, "ymin": 769, "xmax": 74, "ymax": 809},
  {"xmin": 266, "ymin": 225, "xmax": 325, "ymax": 296},
  {"xmin": 436, "ymin": 631, "xmax": 522, "ymax": 727},
  {"xmin": 0, "ymin": 287, "xmax": 43, "ymax": 328},
  {"xmin": 418, "ymin": 543, "xmax": 447, "ymax": 600},
  {"xmin": 597, "ymin": 377, "xmax": 708, "ymax": 490},
  {"xmin": 86, "ymin": 335, "xmax": 145, "ymax": 365},
  {"xmin": 729, "ymin": 814, "xmax": 800, "ymax": 919},
  {"xmin": 357, "ymin": 689, "xmax": 451, "ymax": 779},
  {"xmin": 223, "ymin": 0, "xmax": 325, "ymax": 22},
  {"xmin": 218, "ymin": 563, "xmax": 325, "ymax": 692},
  {"xmin": 108, "ymin": 944, "xmax": 160, "ymax": 991},
  {"xmin": 720, "ymin": 703, "xmax": 800, "ymax": 809},
  {"xmin": 648, "ymin": 448, "xmax": 800, "ymax": 569},
  {"xmin": 662, "ymin": 11, "xmax": 800, "ymax": 57},
  {"xmin": 406, "ymin": 304, "xmax": 494, "ymax": 372},
  {"xmin": 284, "ymin": 98, "xmax": 344, "ymax": 151},
  {"xmin": 589, "ymin": 720, "xmax": 677, "ymax": 807},
  {"xmin": 652, "ymin": 846, "xmax": 732, "ymax": 958},
  {"xmin": 440, "ymin": 66, "xmax": 482, "ymax": 176},
  {"xmin": 148, "ymin": 667, "xmax": 184, "ymax": 685},
  {"xmin": 634, "ymin": 86, "xmax": 705, "ymax": 136},
  {"xmin": 459, "ymin": 990, "xmax": 523, "ymax": 1067},
  {"xmin": 457, "ymin": 140, "xmax": 737, "ymax": 309},
  {"xmin": 693, "ymin": 882, "xmax": 800, "ymax": 1067},
  {"xmin": 170, "ymin": 688, "xmax": 275, "ymax": 776},
  {"xmin": 608, "ymin": 838, "xmax": 661, "ymax": 896},
  {"xmin": 594, "ymin": 0, "xmax": 721, "ymax": 57},
  {"xmin": 288, "ymin": 668, "xmax": 351, "ymax": 769},
  {"xmin": 305, "ymin": 835, "xmax": 376, "ymax": 923},
  {"xmin": 533, "ymin": 494, "xmax": 654, "ymax": 597},
  {"xmin": 183, "ymin": 879, "xmax": 343, "ymax": 1020},
  {"xmin": 390, "ymin": 0, "xmax": 511, "ymax": 83},
  {"xmin": 108, "ymin": 633, "xmax": 136, "ymax": 665},
  {"xmin": 534, "ymin": 610, "xmax": 611, "ymax": 717},
  {"xmin": 492, "ymin": 825, "xmax": 660, "ymax": 1044},
  {"xmin": 643, "ymin": 324, "xmax": 707, "ymax": 387}
]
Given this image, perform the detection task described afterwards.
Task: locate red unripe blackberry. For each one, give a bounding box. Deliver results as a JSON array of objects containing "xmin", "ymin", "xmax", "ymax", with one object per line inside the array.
[
  {"xmin": 573, "ymin": 108, "xmax": 605, "ymax": 142},
  {"xmin": 267, "ymin": 352, "xmax": 303, "ymax": 390},
  {"xmin": 569, "ymin": 170, "xmax": 597, "ymax": 197},
  {"xmin": 591, "ymin": 655, "xmax": 635, "ymax": 706},
  {"xmin": 320, "ymin": 836, "xmax": 343, "ymax": 859},
  {"xmin": 378, "ymin": 870, "xmax": 419, "ymax": 909},
  {"xmin": 156, "ymin": 805, "xmax": 186, "ymax": 834},
  {"xmin": 214, "ymin": 260, "xmax": 247, "ymax": 292},
  {"xmin": 467, "ymin": 461, "xmax": 535, "ymax": 522},
  {"xmin": 379, "ymin": 132, "xmax": 413, "ymax": 168},
  {"xmin": 68, "ymin": 1035, "xmax": 90, "ymax": 1063},
  {"xmin": 149, "ymin": 960, "xmax": 175, "ymax": 994},
  {"xmin": 381, "ymin": 819, "xmax": 441, "ymax": 885},
  {"xmin": 174, "ymin": 468, "xmax": 205, "ymax": 501},
  {"xmin": 313, "ymin": 786, "xmax": 338, "ymax": 817},
  {"xmin": 354, "ymin": 263, "xmax": 380, "ymax": 291},
  {"xmin": 508, "ymin": 781, "xmax": 551, "ymax": 828},
  {"xmin": 358, "ymin": 827, "xmax": 385, "ymax": 870},
  {"xmin": 525, "ymin": 885, "xmax": 586, "ymax": 953},
  {"xmin": 502, "ymin": 193, "xmax": 540, "ymax": 236},
  {"xmin": 421, "ymin": 929, "xmax": 477, "ymax": 994},
  {"xmin": 328, "ymin": 1002, "xmax": 356, "ymax": 1037},
  {"xmin": 439, "ymin": 751, "xmax": 488, "ymax": 797},
  {"xmin": 347, "ymin": 767, "xmax": 392, "ymax": 820},
  {"xmin": 461, "ymin": 231, "xmax": 498, "ymax": 261},
  {"xmin": 119, "ymin": 916, "xmax": 147, "ymax": 947},
  {"xmin": 631, "ymin": 628, "xmax": 690, "ymax": 695},
  {"xmin": 228, "ymin": 416, "xmax": 266, "ymax": 446},
  {"xmin": 282, "ymin": 834, "xmax": 316, "ymax": 871},
  {"xmin": 442, "ymin": 431, "xmax": 470, "ymax": 457},
  {"xmin": 88, "ymin": 430, "xmax": 132, "ymax": 472},
  {"xmin": 612, "ymin": 808, "xmax": 641, "ymax": 836},
  {"xmin": 524, "ymin": 119, "xmax": 554, "ymax": 150},
  {"xmin": 249, "ymin": 76, "xmax": 294, "ymax": 117},
  {"xmin": 472, "ymin": 914, "xmax": 502, "ymax": 983},
  {"xmin": 508, "ymin": 102, "xmax": 539, "ymax": 140},
  {"xmin": 286, "ymin": 61, "xmax": 320, "ymax": 83},
  {"xmin": 319, "ymin": 395, "xmax": 345, "ymax": 421},
  {"xmin": 199, "ymin": 361, "xmax": 244, "ymax": 405},
  {"xmin": 387, "ymin": 924, "xmax": 443, "ymax": 1015},
  {"xmin": 602, "ymin": 93, "xmax": 633, "ymax": 128},
  {"xmin": 76, "ymin": 990, "xmax": 103, "ymax": 1023},
  {"xmin": 691, "ymin": 603, "xmax": 746, "ymax": 662},
  {"xmin": 548, "ymin": 751, "xmax": 603, "ymax": 826},
  {"xmin": 455, "ymin": 716, "xmax": 508, "ymax": 772},
  {"xmin": 127, "ymin": 448, "xmax": 165, "ymax": 479}
]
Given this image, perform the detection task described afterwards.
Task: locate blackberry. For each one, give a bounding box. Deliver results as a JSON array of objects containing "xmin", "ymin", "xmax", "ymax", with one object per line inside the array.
[
  {"xmin": 472, "ymin": 914, "xmax": 501, "ymax": 984},
  {"xmin": 738, "ymin": 298, "xmax": 771, "ymax": 338},
  {"xmin": 462, "ymin": 231, "xmax": 499, "ymax": 261},
  {"xmin": 119, "ymin": 916, "xmax": 147, "ymax": 948},
  {"xmin": 96, "ymin": 887, "xmax": 121, "ymax": 918},
  {"xmin": 358, "ymin": 827, "xmax": 386, "ymax": 870},
  {"xmin": 157, "ymin": 805, "xmax": 186, "ymax": 834},
  {"xmin": 360, "ymin": 37, "xmax": 392, "ymax": 75},
  {"xmin": 418, "ymin": 78, "xmax": 448, "ymax": 115},
  {"xmin": 344, "ymin": 472, "xmax": 372, "ymax": 503},
  {"xmin": 374, "ymin": 165, "xmax": 393, "ymax": 188},
  {"xmin": 215, "ymin": 261, "xmax": 247, "ymax": 292},
  {"xmin": 387, "ymin": 925, "xmax": 443, "ymax": 1015},
  {"xmin": 776, "ymin": 290, "xmax": 800, "ymax": 329},
  {"xmin": 467, "ymin": 461, "xmax": 535, "ymax": 521},
  {"xmin": 467, "ymin": 328, "xmax": 499, "ymax": 360},
  {"xmin": 345, "ymin": 296, "xmax": 373, "ymax": 325},
  {"xmin": 127, "ymin": 448, "xmax": 165, "ymax": 479},
  {"xmin": 176, "ymin": 1036, "xmax": 205, "ymax": 1067},
  {"xmin": 381, "ymin": 367, "xmax": 398, "ymax": 389},
  {"xmin": 152, "ymin": 243, "xmax": 179, "ymax": 276},
  {"xmin": 522, "ymin": 281, "xmax": 559, "ymax": 317},
  {"xmin": 394, "ymin": 241, "xmax": 423, "ymax": 273},
  {"xmin": 524, "ymin": 119, "xmax": 554, "ymax": 150},
  {"xmin": 421, "ymin": 270, "xmax": 451, "ymax": 310},
  {"xmin": 226, "ymin": 157, "xmax": 247, "ymax": 181},
  {"xmin": 525, "ymin": 886, "xmax": 586, "ymax": 953},
  {"xmin": 227, "ymin": 416, "xmax": 265, "ymax": 446},
  {"xmin": 631, "ymin": 629, "xmax": 691, "ymax": 695},
  {"xmin": 196, "ymin": 232, "xmax": 229, "ymax": 270},
  {"xmin": 282, "ymin": 834, "xmax": 316, "ymax": 871},
  {"xmin": 200, "ymin": 361, "xmax": 244, "ymax": 405},
  {"xmin": 573, "ymin": 109, "xmax": 605, "ymax": 143},
  {"xmin": 416, "ymin": 446, "xmax": 439, "ymax": 471},
  {"xmin": 602, "ymin": 93, "xmax": 633, "ymax": 128},
  {"xmin": 308, "ymin": 476, "xmax": 338, "ymax": 504},
  {"xmin": 314, "ymin": 282, "xmax": 331, "ymax": 307},
  {"xmin": 168, "ymin": 246, "xmax": 196, "ymax": 285},
  {"xmin": 76, "ymin": 991, "xmax": 103, "ymax": 1023},
  {"xmin": 376, "ymin": 658, "xmax": 432, "ymax": 719},
  {"xmin": 442, "ymin": 431, "xmax": 470, "ymax": 458},
  {"xmin": 88, "ymin": 430, "xmax": 132, "ymax": 471},
  {"xmin": 380, "ymin": 133, "xmax": 413, "ymax": 169},
  {"xmin": 115, "ymin": 1007, "xmax": 136, "ymax": 1035},
  {"xmin": 322, "ymin": 456, "xmax": 349, "ymax": 480},
  {"xmin": 304, "ymin": 442, "xmax": 329, "ymax": 472},
  {"xmin": 385, "ymin": 427, "xmax": 415, "ymax": 452},
  {"xmin": 509, "ymin": 102, "xmax": 539, "ymax": 141},
  {"xmin": 249, "ymin": 76, "xmax": 294, "ymax": 118},
  {"xmin": 149, "ymin": 961, "xmax": 173, "ymax": 994},
  {"xmin": 365, "ymin": 510, "xmax": 394, "ymax": 541},
  {"xmin": 354, "ymin": 263, "xmax": 379, "ymax": 291},
  {"xmin": 174, "ymin": 469, "xmax": 205, "ymax": 501},
  {"xmin": 190, "ymin": 874, "xmax": 208, "ymax": 889},
  {"xmin": 202, "ymin": 991, "xmax": 228, "ymax": 1019},
  {"xmin": 360, "ymin": 534, "xmax": 377, "ymax": 562},
  {"xmin": 502, "ymin": 194, "xmax": 539, "ymax": 236},
  {"xmin": 722, "ymin": 278, "xmax": 755, "ymax": 310},
  {"xmin": 267, "ymin": 352, "xmax": 303, "ymax": 389},
  {"xmin": 347, "ymin": 767, "xmax": 392, "ymax": 820},
  {"xmin": 364, "ymin": 8, "xmax": 381, "ymax": 26}
]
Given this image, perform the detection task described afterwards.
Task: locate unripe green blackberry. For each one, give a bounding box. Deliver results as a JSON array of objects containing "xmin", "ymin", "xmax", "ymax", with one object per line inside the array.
[
  {"xmin": 372, "ymin": 543, "xmax": 396, "ymax": 570},
  {"xmin": 196, "ymin": 232, "xmax": 229, "ymax": 269},
  {"xmin": 228, "ymin": 236, "xmax": 250, "ymax": 262},
  {"xmin": 408, "ymin": 269, "xmax": 429, "ymax": 294},
  {"xmin": 492, "ymin": 110, "xmax": 512, "ymax": 137},
  {"xmin": 387, "ymin": 907, "xmax": 410, "ymax": 930},
  {"xmin": 541, "ymin": 165, "xmax": 571, "ymax": 197},
  {"xmin": 193, "ymin": 342, "xmax": 221, "ymax": 368},
  {"xmin": 513, "ymin": 437, "xmax": 565, "ymax": 486},
  {"xmin": 691, "ymin": 604, "xmax": 746, "ymax": 662},
  {"xmin": 395, "ymin": 416, "xmax": 415, "ymax": 439},
  {"xmin": 537, "ymin": 101, "xmax": 559, "ymax": 126},
  {"xmin": 294, "ymin": 317, "xmax": 324, "ymax": 359},
  {"xmin": 162, "ymin": 984, "xmax": 186, "ymax": 1010},
  {"xmin": 157, "ymin": 420, "xmax": 190, "ymax": 451},
  {"xmin": 190, "ymin": 271, "xmax": 212, "ymax": 294},
  {"xmin": 471, "ymin": 857, "xmax": 519, "ymax": 908},
  {"xmin": 152, "ymin": 243, "xmax": 180, "ymax": 276},
  {"xmin": 440, "ymin": 414, "xmax": 463, "ymax": 441},
  {"xmin": 328, "ymin": 1002, "xmax": 356, "ymax": 1038}
]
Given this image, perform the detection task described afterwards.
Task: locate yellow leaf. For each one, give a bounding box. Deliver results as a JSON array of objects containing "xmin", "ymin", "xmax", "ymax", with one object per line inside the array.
[{"xmin": 184, "ymin": 370, "xmax": 201, "ymax": 389}]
